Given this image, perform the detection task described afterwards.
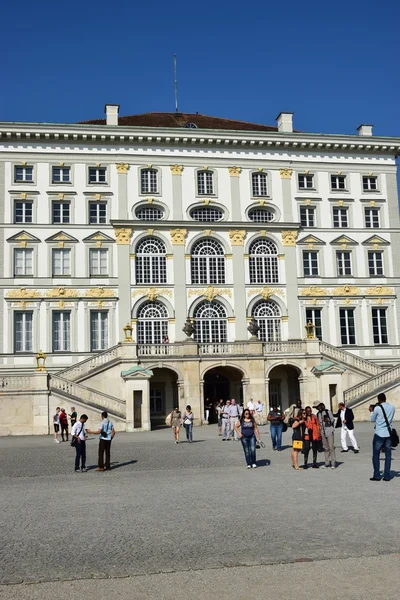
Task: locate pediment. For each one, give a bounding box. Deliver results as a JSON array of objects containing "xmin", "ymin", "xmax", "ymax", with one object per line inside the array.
[
  {"xmin": 297, "ymin": 235, "xmax": 326, "ymax": 246},
  {"xmin": 330, "ymin": 235, "xmax": 358, "ymax": 246},
  {"xmin": 311, "ymin": 360, "xmax": 346, "ymax": 375},
  {"xmin": 45, "ymin": 231, "xmax": 79, "ymax": 243},
  {"xmin": 362, "ymin": 235, "xmax": 389, "ymax": 246},
  {"xmin": 121, "ymin": 366, "xmax": 153, "ymax": 380},
  {"xmin": 83, "ymin": 231, "xmax": 115, "ymax": 243},
  {"xmin": 7, "ymin": 230, "xmax": 41, "ymax": 243}
]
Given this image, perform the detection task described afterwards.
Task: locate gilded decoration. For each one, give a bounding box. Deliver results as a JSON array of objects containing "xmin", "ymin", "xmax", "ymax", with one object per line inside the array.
[
  {"xmin": 46, "ymin": 287, "xmax": 78, "ymax": 298},
  {"xmin": 258, "ymin": 200, "xmax": 265, "ymax": 206},
  {"xmin": 366, "ymin": 286, "xmax": 394, "ymax": 296},
  {"xmin": 280, "ymin": 168, "xmax": 292, "ymax": 179},
  {"xmin": 228, "ymin": 166, "xmax": 241, "ymax": 177},
  {"xmin": 85, "ymin": 288, "xmax": 116, "ymax": 298},
  {"xmin": 146, "ymin": 198, "xmax": 153, "ymax": 204},
  {"xmin": 229, "ymin": 230, "xmax": 246, "ymax": 245},
  {"xmin": 20, "ymin": 192, "xmax": 27, "ymax": 199},
  {"xmin": 7, "ymin": 288, "xmax": 41, "ymax": 299},
  {"xmin": 281, "ymin": 230, "xmax": 297, "ymax": 246},
  {"xmin": 170, "ymin": 229, "xmax": 187, "ymax": 245},
  {"xmin": 203, "ymin": 199, "xmax": 211, "ymax": 206},
  {"xmin": 332, "ymin": 285, "xmax": 360, "ymax": 296},
  {"xmin": 170, "ymin": 164, "xmax": 183, "ymax": 175},
  {"xmin": 247, "ymin": 287, "xmax": 284, "ymax": 300},
  {"xmin": 299, "ymin": 287, "xmax": 327, "ymax": 297},
  {"xmin": 132, "ymin": 288, "xmax": 173, "ymax": 301},
  {"xmin": 114, "ymin": 228, "xmax": 132, "ymax": 245},
  {"xmin": 188, "ymin": 286, "xmax": 232, "ymax": 301},
  {"xmin": 116, "ymin": 163, "xmax": 130, "ymax": 174},
  {"xmin": 203, "ymin": 229, "xmax": 212, "ymax": 236}
]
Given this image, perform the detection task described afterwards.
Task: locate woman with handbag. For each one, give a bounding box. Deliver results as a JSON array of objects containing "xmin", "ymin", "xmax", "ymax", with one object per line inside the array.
[
  {"xmin": 183, "ymin": 405, "xmax": 194, "ymax": 443},
  {"xmin": 291, "ymin": 409, "xmax": 306, "ymax": 470},
  {"xmin": 235, "ymin": 408, "xmax": 261, "ymax": 469},
  {"xmin": 170, "ymin": 407, "xmax": 182, "ymax": 444}
]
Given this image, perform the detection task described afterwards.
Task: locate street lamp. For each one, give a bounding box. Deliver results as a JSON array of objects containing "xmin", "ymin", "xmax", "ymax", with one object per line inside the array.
[
  {"xmin": 305, "ymin": 321, "xmax": 316, "ymax": 339},
  {"xmin": 123, "ymin": 322, "xmax": 133, "ymax": 342},
  {"xmin": 35, "ymin": 350, "xmax": 47, "ymax": 371}
]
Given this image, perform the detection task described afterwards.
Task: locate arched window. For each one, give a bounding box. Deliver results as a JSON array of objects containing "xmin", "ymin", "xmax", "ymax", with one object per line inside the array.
[
  {"xmin": 189, "ymin": 207, "xmax": 223, "ymax": 222},
  {"xmin": 194, "ymin": 300, "xmax": 227, "ymax": 343},
  {"xmin": 197, "ymin": 170, "xmax": 214, "ymax": 195},
  {"xmin": 137, "ymin": 301, "xmax": 168, "ymax": 344},
  {"xmin": 248, "ymin": 207, "xmax": 275, "ymax": 223},
  {"xmin": 140, "ymin": 168, "xmax": 158, "ymax": 194},
  {"xmin": 136, "ymin": 237, "xmax": 167, "ymax": 284},
  {"xmin": 191, "ymin": 239, "xmax": 225, "ymax": 284},
  {"xmin": 249, "ymin": 239, "xmax": 279, "ymax": 284},
  {"xmin": 135, "ymin": 206, "xmax": 164, "ymax": 220},
  {"xmin": 252, "ymin": 172, "xmax": 268, "ymax": 197},
  {"xmin": 252, "ymin": 300, "xmax": 281, "ymax": 342}
]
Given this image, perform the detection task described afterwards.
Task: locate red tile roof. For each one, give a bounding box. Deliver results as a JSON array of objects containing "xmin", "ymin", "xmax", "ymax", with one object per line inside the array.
[{"xmin": 79, "ymin": 112, "xmax": 278, "ymax": 132}]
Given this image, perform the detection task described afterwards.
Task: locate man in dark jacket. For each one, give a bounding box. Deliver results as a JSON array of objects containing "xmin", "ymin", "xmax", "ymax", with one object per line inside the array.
[{"xmin": 333, "ymin": 402, "xmax": 359, "ymax": 453}]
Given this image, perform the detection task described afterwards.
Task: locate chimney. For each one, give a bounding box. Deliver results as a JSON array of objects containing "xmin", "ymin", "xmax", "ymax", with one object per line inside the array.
[
  {"xmin": 276, "ymin": 112, "xmax": 293, "ymax": 133},
  {"xmin": 104, "ymin": 104, "xmax": 120, "ymax": 126},
  {"xmin": 357, "ymin": 124, "xmax": 373, "ymax": 136}
]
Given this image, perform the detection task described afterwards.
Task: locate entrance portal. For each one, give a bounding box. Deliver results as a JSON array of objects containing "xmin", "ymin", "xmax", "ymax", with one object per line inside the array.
[
  {"xmin": 203, "ymin": 366, "xmax": 243, "ymax": 422},
  {"xmin": 149, "ymin": 368, "xmax": 178, "ymax": 429},
  {"xmin": 268, "ymin": 365, "xmax": 301, "ymax": 411}
]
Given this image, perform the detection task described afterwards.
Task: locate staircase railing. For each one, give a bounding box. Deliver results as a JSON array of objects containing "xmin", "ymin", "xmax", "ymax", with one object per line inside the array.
[
  {"xmin": 344, "ymin": 364, "xmax": 400, "ymax": 406},
  {"xmin": 50, "ymin": 375, "xmax": 126, "ymax": 418},
  {"xmin": 57, "ymin": 344, "xmax": 122, "ymax": 381},
  {"xmin": 319, "ymin": 342, "xmax": 381, "ymax": 376}
]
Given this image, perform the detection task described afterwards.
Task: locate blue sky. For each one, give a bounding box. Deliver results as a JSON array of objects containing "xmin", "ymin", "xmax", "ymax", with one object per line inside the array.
[{"xmin": 1, "ymin": 0, "xmax": 399, "ymax": 138}]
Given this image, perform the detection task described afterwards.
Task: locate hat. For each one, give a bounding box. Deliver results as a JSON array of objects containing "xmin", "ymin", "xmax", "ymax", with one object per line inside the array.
[{"xmin": 312, "ymin": 401, "xmax": 323, "ymax": 408}]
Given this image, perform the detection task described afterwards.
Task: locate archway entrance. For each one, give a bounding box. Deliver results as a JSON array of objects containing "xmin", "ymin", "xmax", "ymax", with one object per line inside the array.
[
  {"xmin": 268, "ymin": 365, "xmax": 301, "ymax": 411},
  {"xmin": 150, "ymin": 368, "xmax": 178, "ymax": 429},
  {"xmin": 203, "ymin": 366, "xmax": 243, "ymax": 422}
]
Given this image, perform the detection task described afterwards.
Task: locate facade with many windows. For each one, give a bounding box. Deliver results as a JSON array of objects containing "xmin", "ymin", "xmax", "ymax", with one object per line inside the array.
[{"xmin": 1, "ymin": 108, "xmax": 400, "ymax": 434}]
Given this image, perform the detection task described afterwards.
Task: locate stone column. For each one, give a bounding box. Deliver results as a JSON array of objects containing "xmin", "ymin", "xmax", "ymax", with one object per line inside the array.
[
  {"xmin": 229, "ymin": 229, "xmax": 247, "ymax": 340},
  {"xmin": 170, "ymin": 228, "xmax": 188, "ymax": 341},
  {"xmin": 170, "ymin": 164, "xmax": 183, "ymax": 220},
  {"xmin": 228, "ymin": 166, "xmax": 242, "ymax": 221},
  {"xmin": 114, "ymin": 227, "xmax": 133, "ymax": 338},
  {"xmin": 116, "ymin": 163, "xmax": 130, "ymax": 219},
  {"xmin": 281, "ymin": 230, "xmax": 301, "ymax": 339}
]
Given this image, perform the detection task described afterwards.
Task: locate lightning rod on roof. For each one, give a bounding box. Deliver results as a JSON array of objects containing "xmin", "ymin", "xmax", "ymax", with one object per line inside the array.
[{"xmin": 174, "ymin": 54, "xmax": 179, "ymax": 113}]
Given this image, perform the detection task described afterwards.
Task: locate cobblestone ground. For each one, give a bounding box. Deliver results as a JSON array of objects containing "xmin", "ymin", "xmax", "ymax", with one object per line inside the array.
[{"xmin": 0, "ymin": 423, "xmax": 399, "ymax": 585}]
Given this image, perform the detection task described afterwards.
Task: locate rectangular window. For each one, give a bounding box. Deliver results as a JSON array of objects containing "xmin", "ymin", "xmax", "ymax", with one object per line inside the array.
[
  {"xmin": 140, "ymin": 169, "xmax": 158, "ymax": 194},
  {"xmin": 89, "ymin": 248, "xmax": 108, "ymax": 276},
  {"xmin": 89, "ymin": 201, "xmax": 107, "ymax": 224},
  {"xmin": 52, "ymin": 248, "xmax": 71, "ymax": 276},
  {"xmin": 300, "ymin": 206, "xmax": 315, "ymax": 227},
  {"xmin": 197, "ymin": 171, "xmax": 214, "ymax": 195},
  {"xmin": 150, "ymin": 388, "xmax": 164, "ymax": 414},
  {"xmin": 336, "ymin": 251, "xmax": 352, "ymax": 276},
  {"xmin": 14, "ymin": 248, "xmax": 33, "ymax": 276},
  {"xmin": 333, "ymin": 207, "xmax": 348, "ymax": 228},
  {"xmin": 52, "ymin": 201, "xmax": 70, "ymax": 224},
  {"xmin": 368, "ymin": 251, "xmax": 384, "ymax": 276},
  {"xmin": 331, "ymin": 175, "xmax": 346, "ymax": 190},
  {"xmin": 52, "ymin": 166, "xmax": 71, "ymax": 183},
  {"xmin": 90, "ymin": 311, "xmax": 108, "ymax": 351},
  {"xmin": 363, "ymin": 176, "xmax": 378, "ymax": 191},
  {"xmin": 252, "ymin": 172, "xmax": 268, "ymax": 196},
  {"xmin": 306, "ymin": 308, "xmax": 322, "ymax": 340},
  {"xmin": 303, "ymin": 251, "xmax": 319, "ymax": 276},
  {"xmin": 298, "ymin": 174, "xmax": 314, "ymax": 189},
  {"xmin": 372, "ymin": 308, "xmax": 388, "ymax": 344},
  {"xmin": 340, "ymin": 308, "xmax": 356, "ymax": 345},
  {"xmin": 14, "ymin": 311, "xmax": 33, "ymax": 352},
  {"xmin": 364, "ymin": 207, "xmax": 380, "ymax": 228},
  {"xmin": 14, "ymin": 201, "xmax": 33, "ymax": 223},
  {"xmin": 14, "ymin": 166, "xmax": 33, "ymax": 183},
  {"xmin": 52, "ymin": 311, "xmax": 71, "ymax": 352},
  {"xmin": 88, "ymin": 167, "xmax": 107, "ymax": 184}
]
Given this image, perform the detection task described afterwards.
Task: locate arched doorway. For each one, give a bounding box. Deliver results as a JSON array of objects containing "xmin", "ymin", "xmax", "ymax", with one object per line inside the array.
[
  {"xmin": 203, "ymin": 366, "xmax": 243, "ymax": 422},
  {"xmin": 268, "ymin": 365, "xmax": 301, "ymax": 411},
  {"xmin": 149, "ymin": 368, "xmax": 178, "ymax": 429}
]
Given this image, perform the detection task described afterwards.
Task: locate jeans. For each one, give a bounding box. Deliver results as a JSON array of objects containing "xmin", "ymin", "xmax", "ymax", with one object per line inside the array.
[
  {"xmin": 270, "ymin": 423, "xmax": 283, "ymax": 450},
  {"xmin": 241, "ymin": 435, "xmax": 256, "ymax": 466},
  {"xmin": 98, "ymin": 439, "xmax": 112, "ymax": 469},
  {"xmin": 75, "ymin": 441, "xmax": 86, "ymax": 470},
  {"xmin": 184, "ymin": 423, "xmax": 193, "ymax": 442},
  {"xmin": 372, "ymin": 434, "xmax": 391, "ymax": 480}
]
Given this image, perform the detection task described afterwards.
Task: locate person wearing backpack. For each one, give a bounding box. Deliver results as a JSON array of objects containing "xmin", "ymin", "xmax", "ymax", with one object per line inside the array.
[
  {"xmin": 313, "ymin": 401, "xmax": 336, "ymax": 469},
  {"xmin": 369, "ymin": 393, "xmax": 396, "ymax": 482},
  {"xmin": 87, "ymin": 411, "xmax": 115, "ymax": 471}
]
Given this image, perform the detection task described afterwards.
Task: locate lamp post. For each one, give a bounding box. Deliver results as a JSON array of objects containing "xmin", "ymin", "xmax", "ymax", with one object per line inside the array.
[
  {"xmin": 123, "ymin": 322, "xmax": 133, "ymax": 342},
  {"xmin": 35, "ymin": 350, "xmax": 47, "ymax": 371},
  {"xmin": 305, "ymin": 321, "xmax": 316, "ymax": 339}
]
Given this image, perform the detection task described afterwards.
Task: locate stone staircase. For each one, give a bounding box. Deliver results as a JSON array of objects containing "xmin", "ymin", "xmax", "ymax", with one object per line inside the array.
[
  {"xmin": 344, "ymin": 363, "xmax": 400, "ymax": 408},
  {"xmin": 319, "ymin": 342, "xmax": 382, "ymax": 377}
]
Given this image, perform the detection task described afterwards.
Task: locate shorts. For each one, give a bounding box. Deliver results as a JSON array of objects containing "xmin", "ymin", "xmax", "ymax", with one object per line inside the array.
[
  {"xmin": 218, "ymin": 418, "xmax": 222, "ymax": 427},
  {"xmin": 53, "ymin": 424, "xmax": 60, "ymax": 433}
]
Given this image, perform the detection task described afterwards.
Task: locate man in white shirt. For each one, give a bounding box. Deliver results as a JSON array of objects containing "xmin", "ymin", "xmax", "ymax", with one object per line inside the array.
[
  {"xmin": 71, "ymin": 414, "xmax": 88, "ymax": 473},
  {"xmin": 255, "ymin": 401, "xmax": 264, "ymax": 426},
  {"xmin": 247, "ymin": 398, "xmax": 255, "ymax": 416}
]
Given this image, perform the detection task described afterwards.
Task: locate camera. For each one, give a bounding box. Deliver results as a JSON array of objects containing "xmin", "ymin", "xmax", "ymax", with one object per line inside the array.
[{"xmin": 369, "ymin": 403, "xmax": 378, "ymax": 412}]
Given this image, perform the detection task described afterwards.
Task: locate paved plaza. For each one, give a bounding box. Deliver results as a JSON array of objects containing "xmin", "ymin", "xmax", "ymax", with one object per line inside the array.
[{"xmin": 0, "ymin": 423, "xmax": 399, "ymax": 598}]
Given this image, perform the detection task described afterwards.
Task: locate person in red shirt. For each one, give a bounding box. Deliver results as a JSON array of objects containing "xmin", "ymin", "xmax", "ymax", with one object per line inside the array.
[{"xmin": 59, "ymin": 408, "xmax": 69, "ymax": 442}]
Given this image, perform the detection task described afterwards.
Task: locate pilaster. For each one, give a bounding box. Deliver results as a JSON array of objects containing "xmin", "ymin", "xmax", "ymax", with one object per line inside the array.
[
  {"xmin": 228, "ymin": 166, "xmax": 241, "ymax": 220},
  {"xmin": 170, "ymin": 165, "xmax": 183, "ymax": 220},
  {"xmin": 115, "ymin": 163, "xmax": 130, "ymax": 219},
  {"xmin": 229, "ymin": 230, "xmax": 247, "ymax": 339},
  {"xmin": 114, "ymin": 227, "xmax": 132, "ymax": 337},
  {"xmin": 170, "ymin": 229, "xmax": 188, "ymax": 340},
  {"xmin": 280, "ymin": 168, "xmax": 293, "ymax": 221},
  {"xmin": 281, "ymin": 232, "xmax": 301, "ymax": 338}
]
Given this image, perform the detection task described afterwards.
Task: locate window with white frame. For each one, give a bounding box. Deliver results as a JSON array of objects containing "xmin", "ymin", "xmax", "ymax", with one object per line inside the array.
[
  {"xmin": 333, "ymin": 207, "xmax": 348, "ymax": 228},
  {"xmin": 372, "ymin": 307, "xmax": 388, "ymax": 344},
  {"xmin": 300, "ymin": 206, "xmax": 315, "ymax": 227},
  {"xmin": 197, "ymin": 170, "xmax": 214, "ymax": 195},
  {"xmin": 136, "ymin": 237, "xmax": 167, "ymax": 284},
  {"xmin": 14, "ymin": 248, "xmax": 33, "ymax": 276},
  {"xmin": 52, "ymin": 248, "xmax": 71, "ymax": 276},
  {"xmin": 52, "ymin": 311, "xmax": 71, "ymax": 352},
  {"xmin": 89, "ymin": 248, "xmax": 108, "ymax": 276},
  {"xmin": 52, "ymin": 201, "xmax": 70, "ymax": 224},
  {"xmin": 140, "ymin": 168, "xmax": 158, "ymax": 194},
  {"xmin": 305, "ymin": 308, "xmax": 322, "ymax": 340},
  {"xmin": 89, "ymin": 201, "xmax": 107, "ymax": 224},
  {"xmin": 252, "ymin": 300, "xmax": 281, "ymax": 342},
  {"xmin": 90, "ymin": 311, "xmax": 108, "ymax": 351},
  {"xmin": 298, "ymin": 174, "xmax": 314, "ymax": 189},
  {"xmin": 14, "ymin": 200, "xmax": 33, "ymax": 223},
  {"xmin": 249, "ymin": 239, "xmax": 279, "ymax": 284},
  {"xmin": 364, "ymin": 207, "xmax": 380, "ymax": 228},
  {"xmin": 336, "ymin": 251, "xmax": 352, "ymax": 276},
  {"xmin": 191, "ymin": 238, "xmax": 225, "ymax": 284},
  {"xmin": 135, "ymin": 206, "xmax": 164, "ymax": 220},
  {"xmin": 193, "ymin": 300, "xmax": 227, "ymax": 343},
  {"xmin": 52, "ymin": 166, "xmax": 71, "ymax": 183},
  {"xmin": 88, "ymin": 167, "xmax": 107, "ymax": 184},
  {"xmin": 368, "ymin": 251, "xmax": 384, "ymax": 276},
  {"xmin": 14, "ymin": 165, "xmax": 33, "ymax": 183},
  {"xmin": 331, "ymin": 174, "xmax": 347, "ymax": 190},
  {"xmin": 190, "ymin": 207, "xmax": 223, "ymax": 222},
  {"xmin": 137, "ymin": 301, "xmax": 168, "ymax": 344},
  {"xmin": 363, "ymin": 176, "xmax": 378, "ymax": 191},
  {"xmin": 248, "ymin": 208, "xmax": 275, "ymax": 222},
  {"xmin": 340, "ymin": 308, "xmax": 356, "ymax": 345},
  {"xmin": 251, "ymin": 172, "xmax": 268, "ymax": 196},
  {"xmin": 14, "ymin": 311, "xmax": 33, "ymax": 352},
  {"xmin": 303, "ymin": 251, "xmax": 319, "ymax": 276}
]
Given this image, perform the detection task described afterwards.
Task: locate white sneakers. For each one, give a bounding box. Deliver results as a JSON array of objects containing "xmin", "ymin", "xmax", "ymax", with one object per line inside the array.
[
  {"xmin": 252, "ymin": 464, "xmax": 257, "ymax": 468},
  {"xmin": 53, "ymin": 439, "xmax": 60, "ymax": 444}
]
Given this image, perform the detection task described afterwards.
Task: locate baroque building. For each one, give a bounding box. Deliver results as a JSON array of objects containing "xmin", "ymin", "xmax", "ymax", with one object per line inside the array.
[{"xmin": 0, "ymin": 107, "xmax": 400, "ymax": 434}]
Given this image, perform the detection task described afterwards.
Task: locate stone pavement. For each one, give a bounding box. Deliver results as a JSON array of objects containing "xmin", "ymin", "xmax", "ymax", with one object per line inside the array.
[{"xmin": 0, "ymin": 423, "xmax": 399, "ymax": 593}]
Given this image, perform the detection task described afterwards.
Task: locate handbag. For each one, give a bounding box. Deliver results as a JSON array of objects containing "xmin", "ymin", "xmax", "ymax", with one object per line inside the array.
[
  {"xmin": 293, "ymin": 440, "xmax": 303, "ymax": 450},
  {"xmin": 380, "ymin": 405, "xmax": 399, "ymax": 448},
  {"xmin": 282, "ymin": 422, "xmax": 288, "ymax": 433}
]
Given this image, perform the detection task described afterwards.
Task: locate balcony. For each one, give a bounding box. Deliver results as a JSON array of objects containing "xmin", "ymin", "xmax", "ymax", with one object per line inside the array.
[{"xmin": 136, "ymin": 340, "xmax": 307, "ymax": 358}]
